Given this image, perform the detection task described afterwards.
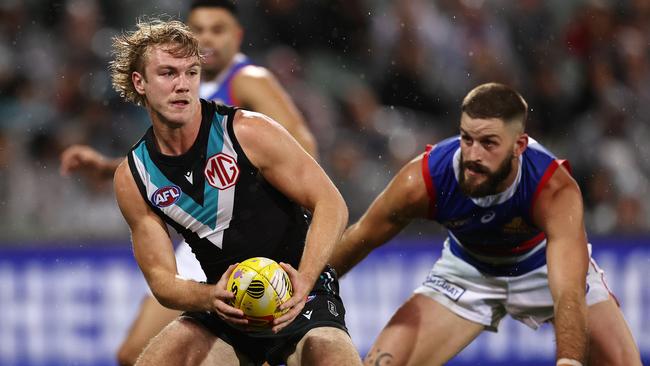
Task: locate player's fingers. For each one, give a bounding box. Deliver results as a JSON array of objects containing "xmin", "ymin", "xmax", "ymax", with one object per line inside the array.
[
  {"xmin": 59, "ymin": 155, "xmax": 79, "ymax": 175},
  {"xmin": 214, "ymin": 300, "xmax": 244, "ymax": 318},
  {"xmin": 279, "ymin": 262, "xmax": 298, "ymax": 275},
  {"xmin": 217, "ymin": 312, "xmax": 248, "ymax": 325},
  {"xmin": 274, "ymin": 301, "xmax": 304, "ymax": 326},
  {"xmin": 214, "ymin": 287, "xmax": 235, "ymax": 301},
  {"xmin": 217, "ymin": 263, "xmax": 238, "ymax": 287},
  {"xmin": 271, "ymin": 306, "xmax": 302, "ymax": 333},
  {"xmin": 279, "ymin": 294, "xmax": 301, "ymax": 311}
]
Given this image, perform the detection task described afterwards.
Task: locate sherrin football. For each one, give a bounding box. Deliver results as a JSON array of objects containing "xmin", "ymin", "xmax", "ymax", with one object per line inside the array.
[{"xmin": 226, "ymin": 257, "xmax": 293, "ymax": 330}]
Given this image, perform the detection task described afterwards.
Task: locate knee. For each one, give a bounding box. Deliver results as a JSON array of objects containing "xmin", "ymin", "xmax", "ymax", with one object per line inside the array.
[
  {"xmin": 303, "ymin": 331, "xmax": 338, "ymax": 352},
  {"xmin": 298, "ymin": 328, "xmax": 359, "ymax": 365}
]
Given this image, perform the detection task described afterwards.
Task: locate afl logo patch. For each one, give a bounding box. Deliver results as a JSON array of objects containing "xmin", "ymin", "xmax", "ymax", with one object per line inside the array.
[
  {"xmin": 151, "ymin": 185, "xmax": 181, "ymax": 208},
  {"xmin": 204, "ymin": 153, "xmax": 239, "ymax": 189}
]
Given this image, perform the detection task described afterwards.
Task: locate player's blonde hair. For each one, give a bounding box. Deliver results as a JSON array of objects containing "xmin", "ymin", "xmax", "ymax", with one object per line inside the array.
[{"xmin": 110, "ymin": 18, "xmax": 201, "ymax": 106}]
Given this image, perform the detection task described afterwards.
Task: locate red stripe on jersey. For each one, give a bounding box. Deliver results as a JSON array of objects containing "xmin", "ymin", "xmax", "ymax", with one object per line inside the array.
[
  {"xmin": 530, "ymin": 159, "xmax": 572, "ymax": 217},
  {"xmin": 510, "ymin": 232, "xmax": 546, "ymax": 254},
  {"xmin": 421, "ymin": 144, "xmax": 437, "ymax": 219}
]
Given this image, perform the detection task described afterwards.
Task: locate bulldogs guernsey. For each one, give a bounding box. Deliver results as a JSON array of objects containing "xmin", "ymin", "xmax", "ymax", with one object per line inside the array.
[
  {"xmin": 200, "ymin": 53, "xmax": 251, "ymax": 105},
  {"xmin": 422, "ymin": 136, "xmax": 570, "ymax": 277},
  {"xmin": 127, "ymin": 100, "xmax": 307, "ymax": 282}
]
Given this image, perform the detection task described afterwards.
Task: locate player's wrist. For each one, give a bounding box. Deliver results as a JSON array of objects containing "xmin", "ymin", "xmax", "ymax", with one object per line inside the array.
[{"xmin": 556, "ymin": 358, "xmax": 583, "ymax": 366}]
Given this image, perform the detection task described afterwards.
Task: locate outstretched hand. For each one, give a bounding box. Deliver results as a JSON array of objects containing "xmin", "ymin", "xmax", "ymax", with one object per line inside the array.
[
  {"xmin": 59, "ymin": 144, "xmax": 119, "ymax": 180},
  {"xmin": 271, "ymin": 262, "xmax": 311, "ymax": 333},
  {"xmin": 212, "ymin": 264, "xmax": 248, "ymax": 326}
]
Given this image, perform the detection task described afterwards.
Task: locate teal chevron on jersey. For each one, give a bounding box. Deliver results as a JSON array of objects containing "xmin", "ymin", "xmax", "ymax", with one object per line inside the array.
[{"xmin": 132, "ymin": 115, "xmax": 226, "ymax": 229}]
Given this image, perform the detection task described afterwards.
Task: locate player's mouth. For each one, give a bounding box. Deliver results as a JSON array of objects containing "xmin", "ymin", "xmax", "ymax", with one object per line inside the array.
[
  {"xmin": 465, "ymin": 167, "xmax": 485, "ymax": 176},
  {"xmin": 170, "ymin": 99, "xmax": 190, "ymax": 108}
]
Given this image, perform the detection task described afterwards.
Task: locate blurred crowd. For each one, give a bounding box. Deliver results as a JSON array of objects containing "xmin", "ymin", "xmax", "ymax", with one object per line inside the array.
[{"xmin": 1, "ymin": 0, "xmax": 649, "ymax": 241}]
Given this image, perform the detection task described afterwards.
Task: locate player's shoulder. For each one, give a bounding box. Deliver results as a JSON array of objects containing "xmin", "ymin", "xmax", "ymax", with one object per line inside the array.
[
  {"xmin": 232, "ymin": 109, "xmax": 283, "ymax": 144},
  {"xmin": 533, "ymin": 161, "xmax": 581, "ymax": 217},
  {"xmin": 113, "ymin": 158, "xmax": 136, "ymax": 191},
  {"xmin": 391, "ymin": 154, "xmax": 430, "ymax": 208},
  {"xmin": 234, "ymin": 64, "xmax": 274, "ymax": 82}
]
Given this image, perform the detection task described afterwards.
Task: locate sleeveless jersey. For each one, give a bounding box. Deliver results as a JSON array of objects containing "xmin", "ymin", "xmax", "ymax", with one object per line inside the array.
[
  {"xmin": 127, "ymin": 100, "xmax": 308, "ymax": 282},
  {"xmin": 422, "ymin": 136, "xmax": 570, "ymax": 276},
  {"xmin": 199, "ymin": 53, "xmax": 252, "ymax": 105}
]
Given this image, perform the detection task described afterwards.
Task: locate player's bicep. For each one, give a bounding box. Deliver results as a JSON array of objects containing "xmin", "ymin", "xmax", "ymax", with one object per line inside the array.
[
  {"xmin": 113, "ymin": 162, "xmax": 176, "ymax": 282},
  {"xmin": 533, "ymin": 169, "xmax": 588, "ymax": 299}
]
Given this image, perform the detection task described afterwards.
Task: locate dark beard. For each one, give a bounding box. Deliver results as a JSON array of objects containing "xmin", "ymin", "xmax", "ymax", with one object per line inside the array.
[{"xmin": 458, "ymin": 152, "xmax": 514, "ymax": 198}]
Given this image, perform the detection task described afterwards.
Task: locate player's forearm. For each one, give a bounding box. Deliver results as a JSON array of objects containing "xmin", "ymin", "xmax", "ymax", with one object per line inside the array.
[
  {"xmin": 329, "ymin": 223, "xmax": 378, "ymax": 277},
  {"xmin": 553, "ymin": 291, "xmax": 588, "ymax": 364},
  {"xmin": 299, "ymin": 193, "xmax": 348, "ymax": 287},
  {"xmin": 148, "ymin": 272, "xmax": 214, "ymax": 312}
]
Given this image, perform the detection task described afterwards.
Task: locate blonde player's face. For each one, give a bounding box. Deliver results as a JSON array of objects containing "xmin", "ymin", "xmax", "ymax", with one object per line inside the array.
[
  {"xmin": 458, "ymin": 113, "xmax": 520, "ymax": 197},
  {"xmin": 188, "ymin": 7, "xmax": 243, "ymax": 75},
  {"xmin": 135, "ymin": 45, "xmax": 201, "ymax": 126}
]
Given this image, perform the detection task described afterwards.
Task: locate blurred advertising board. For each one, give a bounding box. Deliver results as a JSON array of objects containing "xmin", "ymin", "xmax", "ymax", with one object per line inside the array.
[{"xmin": 1, "ymin": 238, "xmax": 648, "ymax": 365}]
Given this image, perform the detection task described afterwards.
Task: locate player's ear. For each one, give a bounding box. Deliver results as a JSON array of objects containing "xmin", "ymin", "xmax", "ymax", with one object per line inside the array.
[
  {"xmin": 132, "ymin": 71, "xmax": 146, "ymax": 96},
  {"xmin": 514, "ymin": 133, "xmax": 528, "ymax": 157}
]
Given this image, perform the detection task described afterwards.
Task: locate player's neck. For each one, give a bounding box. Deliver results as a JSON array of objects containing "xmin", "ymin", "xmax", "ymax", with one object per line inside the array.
[{"xmin": 149, "ymin": 104, "xmax": 202, "ymax": 156}]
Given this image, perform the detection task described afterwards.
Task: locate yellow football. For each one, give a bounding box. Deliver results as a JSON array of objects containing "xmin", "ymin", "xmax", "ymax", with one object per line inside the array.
[{"xmin": 226, "ymin": 257, "xmax": 293, "ymax": 331}]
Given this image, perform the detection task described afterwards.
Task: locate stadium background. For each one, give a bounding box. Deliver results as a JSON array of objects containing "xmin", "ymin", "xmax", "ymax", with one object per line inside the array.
[{"xmin": 0, "ymin": 0, "xmax": 649, "ymax": 365}]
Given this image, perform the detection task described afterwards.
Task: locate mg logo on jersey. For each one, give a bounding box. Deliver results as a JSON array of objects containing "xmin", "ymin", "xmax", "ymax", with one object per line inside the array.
[
  {"xmin": 151, "ymin": 185, "xmax": 181, "ymax": 208},
  {"xmin": 204, "ymin": 153, "xmax": 239, "ymax": 189}
]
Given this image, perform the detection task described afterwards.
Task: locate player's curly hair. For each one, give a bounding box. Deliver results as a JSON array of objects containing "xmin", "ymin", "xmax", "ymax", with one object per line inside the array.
[{"xmin": 110, "ymin": 18, "xmax": 201, "ymax": 106}]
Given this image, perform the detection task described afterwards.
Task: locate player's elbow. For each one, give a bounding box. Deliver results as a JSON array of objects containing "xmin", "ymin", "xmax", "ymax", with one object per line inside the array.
[{"xmin": 330, "ymin": 189, "xmax": 349, "ymax": 227}]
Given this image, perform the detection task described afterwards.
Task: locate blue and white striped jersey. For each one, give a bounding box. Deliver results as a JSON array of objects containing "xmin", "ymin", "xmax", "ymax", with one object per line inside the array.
[{"xmin": 422, "ymin": 136, "xmax": 571, "ymax": 276}]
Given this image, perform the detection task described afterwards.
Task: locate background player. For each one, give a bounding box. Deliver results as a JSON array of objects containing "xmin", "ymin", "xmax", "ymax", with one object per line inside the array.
[
  {"xmin": 59, "ymin": 1, "xmax": 317, "ymax": 365},
  {"xmin": 111, "ymin": 18, "xmax": 361, "ymax": 365},
  {"xmin": 329, "ymin": 83, "xmax": 641, "ymax": 365}
]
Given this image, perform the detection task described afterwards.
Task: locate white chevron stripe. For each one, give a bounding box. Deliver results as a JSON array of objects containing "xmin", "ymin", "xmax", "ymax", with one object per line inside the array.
[
  {"xmin": 213, "ymin": 113, "xmax": 237, "ymax": 240},
  {"xmin": 131, "ymin": 152, "xmax": 223, "ymax": 247}
]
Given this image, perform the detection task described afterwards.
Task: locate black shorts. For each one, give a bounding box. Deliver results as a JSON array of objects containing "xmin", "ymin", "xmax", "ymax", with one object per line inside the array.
[{"xmin": 183, "ymin": 265, "xmax": 349, "ymax": 365}]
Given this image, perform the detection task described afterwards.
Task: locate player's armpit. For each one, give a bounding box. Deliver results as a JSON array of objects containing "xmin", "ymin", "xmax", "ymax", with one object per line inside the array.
[{"xmin": 329, "ymin": 155, "xmax": 430, "ymax": 277}]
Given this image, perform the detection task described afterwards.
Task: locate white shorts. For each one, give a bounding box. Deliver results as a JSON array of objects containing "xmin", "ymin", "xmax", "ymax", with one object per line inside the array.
[
  {"xmin": 414, "ymin": 240, "xmax": 612, "ymax": 331},
  {"xmin": 175, "ymin": 240, "xmax": 206, "ymax": 282}
]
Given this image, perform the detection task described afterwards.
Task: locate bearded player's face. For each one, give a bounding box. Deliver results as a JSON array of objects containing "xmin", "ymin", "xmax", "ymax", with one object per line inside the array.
[{"xmin": 458, "ymin": 113, "xmax": 522, "ymax": 198}]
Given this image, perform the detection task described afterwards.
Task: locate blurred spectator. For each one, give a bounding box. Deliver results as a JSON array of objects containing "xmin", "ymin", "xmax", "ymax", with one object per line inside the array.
[{"xmin": 2, "ymin": 0, "xmax": 649, "ymax": 241}]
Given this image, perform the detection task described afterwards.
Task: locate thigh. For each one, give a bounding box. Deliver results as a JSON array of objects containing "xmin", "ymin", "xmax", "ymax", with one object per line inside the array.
[
  {"xmin": 587, "ymin": 296, "xmax": 641, "ymax": 366},
  {"xmin": 286, "ymin": 327, "xmax": 361, "ymax": 366},
  {"xmin": 136, "ymin": 316, "xmax": 240, "ymax": 366},
  {"xmin": 118, "ymin": 295, "xmax": 182, "ymax": 364},
  {"xmin": 364, "ymin": 294, "xmax": 484, "ymax": 366}
]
